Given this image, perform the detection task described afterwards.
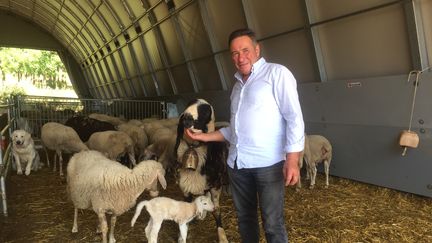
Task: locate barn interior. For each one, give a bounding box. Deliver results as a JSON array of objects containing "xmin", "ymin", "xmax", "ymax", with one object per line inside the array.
[{"xmin": 1, "ymin": 0, "xmax": 432, "ymax": 242}]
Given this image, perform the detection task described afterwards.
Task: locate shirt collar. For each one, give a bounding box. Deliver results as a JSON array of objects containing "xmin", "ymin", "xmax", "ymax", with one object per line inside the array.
[{"xmin": 234, "ymin": 57, "xmax": 266, "ymax": 84}]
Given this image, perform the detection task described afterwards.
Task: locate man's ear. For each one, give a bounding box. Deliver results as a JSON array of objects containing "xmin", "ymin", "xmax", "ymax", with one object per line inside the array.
[{"xmin": 255, "ymin": 43, "xmax": 260, "ymax": 57}]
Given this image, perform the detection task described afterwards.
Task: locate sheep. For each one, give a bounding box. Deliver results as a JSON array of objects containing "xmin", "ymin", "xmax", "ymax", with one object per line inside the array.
[
  {"xmin": 89, "ymin": 113, "xmax": 126, "ymax": 126},
  {"xmin": 116, "ymin": 123, "xmax": 148, "ymax": 161},
  {"xmin": 297, "ymin": 134, "xmax": 333, "ymax": 189},
  {"xmin": 174, "ymin": 99, "xmax": 229, "ymax": 243},
  {"xmin": 40, "ymin": 122, "xmax": 88, "ymax": 176},
  {"xmin": 127, "ymin": 119, "xmax": 144, "ymax": 127},
  {"xmin": 86, "ymin": 130, "xmax": 136, "ymax": 168},
  {"xmin": 67, "ymin": 150, "xmax": 167, "ymax": 243},
  {"xmin": 143, "ymin": 134, "xmax": 177, "ymax": 172},
  {"xmin": 131, "ymin": 193, "xmax": 214, "ymax": 243},
  {"xmin": 65, "ymin": 115, "xmax": 116, "ymax": 142}
]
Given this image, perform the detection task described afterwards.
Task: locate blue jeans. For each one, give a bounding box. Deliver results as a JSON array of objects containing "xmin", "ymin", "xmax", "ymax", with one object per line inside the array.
[{"xmin": 228, "ymin": 161, "xmax": 288, "ymax": 243}]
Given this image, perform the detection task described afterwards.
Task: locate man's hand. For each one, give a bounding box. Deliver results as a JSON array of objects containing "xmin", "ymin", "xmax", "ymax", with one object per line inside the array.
[{"xmin": 283, "ymin": 152, "xmax": 301, "ymax": 186}]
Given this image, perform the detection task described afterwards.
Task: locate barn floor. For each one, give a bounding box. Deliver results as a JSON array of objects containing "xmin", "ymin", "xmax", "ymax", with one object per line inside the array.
[{"xmin": 1, "ymin": 159, "xmax": 432, "ymax": 243}]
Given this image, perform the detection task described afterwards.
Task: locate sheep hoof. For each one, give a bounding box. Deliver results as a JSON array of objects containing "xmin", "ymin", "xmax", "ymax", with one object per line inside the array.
[
  {"xmin": 309, "ymin": 185, "xmax": 315, "ymax": 189},
  {"xmin": 325, "ymin": 185, "xmax": 329, "ymax": 189},
  {"xmin": 17, "ymin": 170, "xmax": 23, "ymax": 175},
  {"xmin": 72, "ymin": 227, "xmax": 78, "ymax": 233}
]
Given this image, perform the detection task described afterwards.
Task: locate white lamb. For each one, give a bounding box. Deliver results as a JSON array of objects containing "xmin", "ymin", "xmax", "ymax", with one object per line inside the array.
[
  {"xmin": 40, "ymin": 122, "xmax": 88, "ymax": 176},
  {"xmin": 86, "ymin": 130, "xmax": 136, "ymax": 168},
  {"xmin": 131, "ymin": 193, "xmax": 214, "ymax": 243},
  {"xmin": 67, "ymin": 150, "xmax": 167, "ymax": 243},
  {"xmin": 297, "ymin": 134, "xmax": 332, "ymax": 189}
]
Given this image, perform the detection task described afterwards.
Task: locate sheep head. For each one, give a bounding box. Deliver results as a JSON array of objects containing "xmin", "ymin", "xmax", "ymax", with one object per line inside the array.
[{"xmin": 195, "ymin": 192, "xmax": 214, "ymax": 220}]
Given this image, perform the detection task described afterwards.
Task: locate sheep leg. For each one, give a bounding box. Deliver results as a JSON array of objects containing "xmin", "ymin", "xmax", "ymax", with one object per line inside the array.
[
  {"xmin": 145, "ymin": 218, "xmax": 153, "ymax": 241},
  {"xmin": 178, "ymin": 223, "xmax": 188, "ymax": 243},
  {"xmin": 324, "ymin": 159, "xmax": 330, "ymax": 188},
  {"xmin": 58, "ymin": 151, "xmax": 64, "ymax": 177},
  {"xmin": 148, "ymin": 219, "xmax": 162, "ymax": 243},
  {"xmin": 210, "ymin": 187, "xmax": 221, "ymax": 210},
  {"xmin": 97, "ymin": 210, "xmax": 109, "ymax": 243},
  {"xmin": 72, "ymin": 208, "xmax": 78, "ymax": 233},
  {"xmin": 43, "ymin": 146, "xmax": 50, "ymax": 168},
  {"xmin": 309, "ymin": 165, "xmax": 317, "ymax": 189},
  {"xmin": 128, "ymin": 152, "xmax": 136, "ymax": 167},
  {"xmin": 212, "ymin": 211, "xmax": 228, "ymax": 243},
  {"xmin": 296, "ymin": 152, "xmax": 304, "ymax": 191},
  {"xmin": 53, "ymin": 151, "xmax": 58, "ymax": 173},
  {"xmin": 109, "ymin": 215, "xmax": 117, "ymax": 243}
]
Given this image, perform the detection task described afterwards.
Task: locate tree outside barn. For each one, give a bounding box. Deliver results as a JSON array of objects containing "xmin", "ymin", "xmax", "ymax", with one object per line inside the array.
[{"xmin": 0, "ymin": 47, "xmax": 77, "ymax": 101}]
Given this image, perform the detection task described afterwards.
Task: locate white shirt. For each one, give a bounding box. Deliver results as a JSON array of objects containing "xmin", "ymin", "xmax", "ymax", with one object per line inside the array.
[{"xmin": 220, "ymin": 57, "xmax": 305, "ymax": 169}]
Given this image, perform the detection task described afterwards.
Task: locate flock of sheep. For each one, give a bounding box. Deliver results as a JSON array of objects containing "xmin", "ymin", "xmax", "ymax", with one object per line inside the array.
[
  {"xmin": 15, "ymin": 99, "xmax": 333, "ymax": 243},
  {"xmin": 36, "ymin": 110, "xmax": 213, "ymax": 243}
]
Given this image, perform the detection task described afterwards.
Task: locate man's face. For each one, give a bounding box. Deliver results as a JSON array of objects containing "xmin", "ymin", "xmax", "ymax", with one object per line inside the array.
[{"xmin": 230, "ymin": 36, "xmax": 260, "ymax": 78}]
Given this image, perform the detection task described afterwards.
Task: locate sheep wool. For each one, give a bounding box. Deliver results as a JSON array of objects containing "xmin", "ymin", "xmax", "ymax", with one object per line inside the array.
[
  {"xmin": 41, "ymin": 122, "xmax": 88, "ymax": 176},
  {"xmin": 67, "ymin": 150, "xmax": 166, "ymax": 243}
]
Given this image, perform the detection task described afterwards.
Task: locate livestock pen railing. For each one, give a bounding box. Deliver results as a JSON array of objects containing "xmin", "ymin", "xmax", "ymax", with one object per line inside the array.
[
  {"xmin": 0, "ymin": 95, "xmax": 168, "ymax": 216},
  {"xmin": 13, "ymin": 95, "xmax": 167, "ymax": 139},
  {"xmin": 0, "ymin": 99, "xmax": 14, "ymax": 217}
]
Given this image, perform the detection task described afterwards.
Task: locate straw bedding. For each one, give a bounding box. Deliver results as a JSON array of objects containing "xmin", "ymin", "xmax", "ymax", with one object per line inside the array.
[{"xmin": 1, "ymin": 158, "xmax": 431, "ymax": 243}]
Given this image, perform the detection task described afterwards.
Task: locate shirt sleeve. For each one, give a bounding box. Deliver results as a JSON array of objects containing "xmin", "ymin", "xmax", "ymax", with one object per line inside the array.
[
  {"xmin": 273, "ymin": 66, "xmax": 305, "ymax": 153},
  {"xmin": 219, "ymin": 126, "xmax": 232, "ymax": 144}
]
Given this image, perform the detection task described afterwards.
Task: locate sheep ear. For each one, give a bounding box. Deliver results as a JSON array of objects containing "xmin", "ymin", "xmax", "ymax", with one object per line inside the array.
[{"xmin": 157, "ymin": 171, "xmax": 167, "ymax": 189}]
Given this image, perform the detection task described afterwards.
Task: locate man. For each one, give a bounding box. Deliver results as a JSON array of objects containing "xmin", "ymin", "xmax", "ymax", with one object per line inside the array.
[{"xmin": 185, "ymin": 28, "xmax": 304, "ymax": 243}]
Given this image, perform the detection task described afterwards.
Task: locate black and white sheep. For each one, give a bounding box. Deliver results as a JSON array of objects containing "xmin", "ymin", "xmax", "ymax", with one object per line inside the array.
[
  {"xmin": 297, "ymin": 134, "xmax": 333, "ymax": 189},
  {"xmin": 40, "ymin": 122, "xmax": 88, "ymax": 176},
  {"xmin": 131, "ymin": 193, "xmax": 214, "ymax": 243},
  {"xmin": 67, "ymin": 150, "xmax": 167, "ymax": 243},
  {"xmin": 174, "ymin": 99, "xmax": 229, "ymax": 243}
]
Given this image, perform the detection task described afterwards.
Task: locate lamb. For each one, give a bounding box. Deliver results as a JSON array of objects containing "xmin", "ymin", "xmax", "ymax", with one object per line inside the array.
[
  {"xmin": 116, "ymin": 123, "xmax": 148, "ymax": 161},
  {"xmin": 86, "ymin": 130, "xmax": 136, "ymax": 168},
  {"xmin": 131, "ymin": 193, "xmax": 214, "ymax": 243},
  {"xmin": 67, "ymin": 150, "xmax": 167, "ymax": 243},
  {"xmin": 297, "ymin": 134, "xmax": 332, "ymax": 189},
  {"xmin": 40, "ymin": 122, "xmax": 88, "ymax": 176}
]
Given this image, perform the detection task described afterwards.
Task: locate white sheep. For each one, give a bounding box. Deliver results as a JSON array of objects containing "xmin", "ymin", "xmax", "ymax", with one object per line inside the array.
[
  {"xmin": 86, "ymin": 130, "xmax": 136, "ymax": 168},
  {"xmin": 116, "ymin": 123, "xmax": 148, "ymax": 161},
  {"xmin": 67, "ymin": 150, "xmax": 167, "ymax": 243},
  {"xmin": 131, "ymin": 193, "xmax": 214, "ymax": 243},
  {"xmin": 143, "ymin": 135, "xmax": 176, "ymax": 172},
  {"xmin": 297, "ymin": 134, "xmax": 332, "ymax": 189},
  {"xmin": 89, "ymin": 113, "xmax": 126, "ymax": 126},
  {"xmin": 40, "ymin": 122, "xmax": 88, "ymax": 176}
]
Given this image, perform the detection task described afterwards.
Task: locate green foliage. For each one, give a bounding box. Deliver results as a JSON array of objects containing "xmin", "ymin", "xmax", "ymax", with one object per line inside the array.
[
  {"xmin": 0, "ymin": 47, "xmax": 70, "ymax": 89},
  {"xmin": 0, "ymin": 84, "xmax": 26, "ymax": 103}
]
